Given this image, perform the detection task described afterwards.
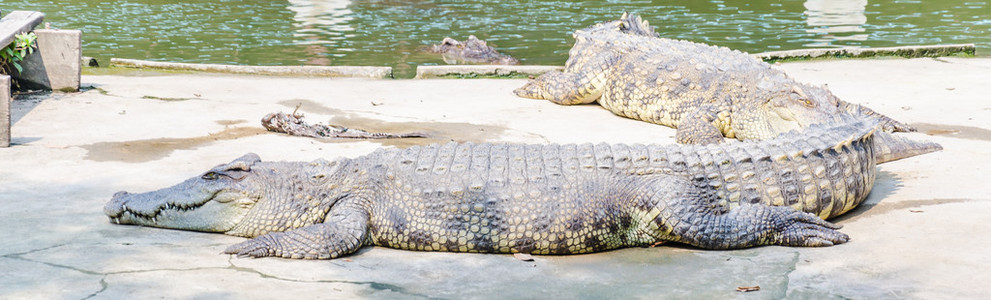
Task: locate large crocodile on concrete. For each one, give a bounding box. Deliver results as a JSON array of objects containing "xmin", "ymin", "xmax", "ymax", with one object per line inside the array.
[
  {"xmin": 425, "ymin": 35, "xmax": 520, "ymax": 65},
  {"xmin": 514, "ymin": 13, "xmax": 914, "ymax": 145},
  {"xmin": 104, "ymin": 118, "xmax": 937, "ymax": 260}
]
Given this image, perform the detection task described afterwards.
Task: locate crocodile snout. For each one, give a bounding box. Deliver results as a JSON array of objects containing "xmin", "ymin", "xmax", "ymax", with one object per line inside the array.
[{"xmin": 104, "ymin": 191, "xmax": 131, "ymax": 218}]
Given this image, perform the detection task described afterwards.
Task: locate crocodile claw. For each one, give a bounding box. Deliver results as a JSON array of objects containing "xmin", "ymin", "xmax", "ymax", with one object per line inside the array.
[
  {"xmin": 882, "ymin": 119, "xmax": 917, "ymax": 133},
  {"xmin": 224, "ymin": 235, "xmax": 278, "ymax": 258},
  {"xmin": 776, "ymin": 210, "xmax": 849, "ymax": 247}
]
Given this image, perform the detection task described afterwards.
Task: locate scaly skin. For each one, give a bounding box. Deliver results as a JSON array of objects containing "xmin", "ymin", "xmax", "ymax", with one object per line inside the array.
[
  {"xmin": 514, "ymin": 13, "xmax": 915, "ymax": 145},
  {"xmin": 102, "ymin": 118, "xmax": 922, "ymax": 260},
  {"xmin": 426, "ymin": 35, "xmax": 519, "ymax": 65}
]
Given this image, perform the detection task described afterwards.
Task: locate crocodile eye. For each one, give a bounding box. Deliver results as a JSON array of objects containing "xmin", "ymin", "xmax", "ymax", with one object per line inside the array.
[
  {"xmin": 201, "ymin": 172, "xmax": 219, "ymax": 180},
  {"xmin": 803, "ymin": 99, "xmax": 815, "ymax": 107}
]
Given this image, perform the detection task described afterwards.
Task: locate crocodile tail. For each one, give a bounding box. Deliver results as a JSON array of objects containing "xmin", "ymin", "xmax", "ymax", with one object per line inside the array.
[
  {"xmin": 872, "ymin": 131, "xmax": 943, "ymax": 164},
  {"xmin": 619, "ymin": 12, "xmax": 659, "ymax": 37},
  {"xmin": 838, "ymin": 100, "xmax": 917, "ymax": 133}
]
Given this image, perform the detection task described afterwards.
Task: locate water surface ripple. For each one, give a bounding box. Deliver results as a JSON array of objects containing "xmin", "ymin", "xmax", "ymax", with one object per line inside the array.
[{"xmin": 7, "ymin": 0, "xmax": 989, "ymax": 77}]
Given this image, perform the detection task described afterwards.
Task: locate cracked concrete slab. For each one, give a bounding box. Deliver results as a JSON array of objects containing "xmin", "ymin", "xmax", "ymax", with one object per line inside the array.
[
  {"xmin": 96, "ymin": 268, "xmax": 413, "ymax": 299},
  {"xmin": 228, "ymin": 246, "xmax": 802, "ymax": 299},
  {"xmin": 0, "ymin": 257, "xmax": 103, "ymax": 299},
  {"xmin": 1, "ymin": 58, "xmax": 989, "ymax": 299}
]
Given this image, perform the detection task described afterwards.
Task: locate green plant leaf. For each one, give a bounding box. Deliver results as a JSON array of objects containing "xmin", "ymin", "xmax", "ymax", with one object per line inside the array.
[{"xmin": 1, "ymin": 32, "xmax": 38, "ymax": 75}]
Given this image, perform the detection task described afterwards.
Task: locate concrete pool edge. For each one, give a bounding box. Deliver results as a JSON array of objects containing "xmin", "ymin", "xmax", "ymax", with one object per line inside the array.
[
  {"xmin": 756, "ymin": 43, "xmax": 977, "ymax": 61},
  {"xmin": 103, "ymin": 44, "xmax": 977, "ymax": 80},
  {"xmin": 110, "ymin": 58, "xmax": 394, "ymax": 79}
]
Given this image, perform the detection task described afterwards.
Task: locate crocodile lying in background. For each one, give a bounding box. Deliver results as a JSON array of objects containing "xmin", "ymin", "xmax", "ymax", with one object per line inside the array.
[
  {"xmin": 425, "ymin": 35, "xmax": 520, "ymax": 65},
  {"xmin": 515, "ymin": 13, "xmax": 915, "ymax": 146},
  {"xmin": 104, "ymin": 118, "xmax": 939, "ymax": 260},
  {"xmin": 261, "ymin": 111, "xmax": 427, "ymax": 139}
]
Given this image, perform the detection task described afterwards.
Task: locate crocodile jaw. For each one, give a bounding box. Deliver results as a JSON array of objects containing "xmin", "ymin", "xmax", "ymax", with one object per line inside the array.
[{"xmin": 104, "ymin": 181, "xmax": 257, "ymax": 233}]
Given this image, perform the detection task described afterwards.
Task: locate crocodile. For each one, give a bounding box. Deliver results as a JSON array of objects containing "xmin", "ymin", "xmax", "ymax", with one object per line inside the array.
[
  {"xmin": 103, "ymin": 118, "xmax": 938, "ymax": 260},
  {"xmin": 514, "ymin": 13, "xmax": 915, "ymax": 146},
  {"xmin": 425, "ymin": 35, "xmax": 520, "ymax": 65},
  {"xmin": 261, "ymin": 111, "xmax": 427, "ymax": 139}
]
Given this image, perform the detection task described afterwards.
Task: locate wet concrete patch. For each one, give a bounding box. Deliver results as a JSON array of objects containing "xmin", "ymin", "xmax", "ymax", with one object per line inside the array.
[
  {"xmin": 80, "ymin": 99, "xmax": 517, "ymax": 163},
  {"xmin": 277, "ymin": 99, "xmax": 514, "ymax": 147},
  {"xmin": 80, "ymin": 127, "xmax": 269, "ymax": 163},
  {"xmin": 853, "ymin": 198, "xmax": 972, "ymax": 217},
  {"xmin": 834, "ymin": 197, "xmax": 973, "ymax": 223},
  {"xmin": 141, "ymin": 95, "xmax": 195, "ymax": 102},
  {"xmin": 216, "ymin": 119, "xmax": 249, "ymax": 126},
  {"xmin": 913, "ymin": 122, "xmax": 991, "ymax": 141}
]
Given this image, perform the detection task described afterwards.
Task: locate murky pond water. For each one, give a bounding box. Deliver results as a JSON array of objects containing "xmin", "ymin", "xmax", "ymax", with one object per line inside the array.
[{"xmin": 6, "ymin": 0, "xmax": 990, "ymax": 77}]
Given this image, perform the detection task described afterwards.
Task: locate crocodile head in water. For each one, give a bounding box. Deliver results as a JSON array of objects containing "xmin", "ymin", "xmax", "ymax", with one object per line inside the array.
[
  {"xmin": 426, "ymin": 35, "xmax": 519, "ymax": 65},
  {"xmin": 104, "ymin": 153, "xmax": 345, "ymax": 236}
]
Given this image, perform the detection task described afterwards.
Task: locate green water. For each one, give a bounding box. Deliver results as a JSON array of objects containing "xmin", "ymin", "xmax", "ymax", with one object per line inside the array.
[{"xmin": 4, "ymin": 0, "xmax": 990, "ymax": 77}]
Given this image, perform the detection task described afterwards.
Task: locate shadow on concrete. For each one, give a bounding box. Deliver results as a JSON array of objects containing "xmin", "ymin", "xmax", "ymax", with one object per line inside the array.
[
  {"xmin": 9, "ymin": 90, "xmax": 49, "ymax": 125},
  {"xmin": 913, "ymin": 122, "xmax": 991, "ymax": 142},
  {"xmin": 831, "ymin": 169, "xmax": 974, "ymax": 223},
  {"xmin": 830, "ymin": 169, "xmax": 901, "ymax": 223}
]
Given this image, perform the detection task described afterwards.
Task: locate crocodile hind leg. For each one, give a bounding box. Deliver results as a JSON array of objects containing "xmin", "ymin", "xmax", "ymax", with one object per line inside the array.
[
  {"xmin": 674, "ymin": 105, "xmax": 728, "ymax": 144},
  {"xmin": 635, "ymin": 175, "xmax": 849, "ymax": 249},
  {"xmin": 224, "ymin": 208, "xmax": 369, "ymax": 259}
]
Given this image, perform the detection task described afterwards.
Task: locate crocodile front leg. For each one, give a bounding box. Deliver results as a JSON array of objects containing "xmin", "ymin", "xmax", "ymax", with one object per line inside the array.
[
  {"xmin": 637, "ymin": 175, "xmax": 849, "ymax": 249},
  {"xmin": 514, "ymin": 71, "xmax": 607, "ymax": 105},
  {"xmin": 224, "ymin": 208, "xmax": 369, "ymax": 259},
  {"xmin": 674, "ymin": 105, "xmax": 728, "ymax": 144},
  {"xmin": 514, "ymin": 51, "xmax": 618, "ymax": 105}
]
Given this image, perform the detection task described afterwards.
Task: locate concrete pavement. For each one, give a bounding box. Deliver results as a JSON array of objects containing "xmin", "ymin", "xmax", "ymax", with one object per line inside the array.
[{"xmin": 1, "ymin": 58, "xmax": 989, "ymax": 299}]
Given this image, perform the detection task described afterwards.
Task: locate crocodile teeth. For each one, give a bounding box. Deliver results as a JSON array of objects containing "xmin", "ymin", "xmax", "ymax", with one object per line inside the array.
[
  {"xmin": 113, "ymin": 218, "xmax": 120, "ymax": 224},
  {"xmin": 122, "ymin": 204, "xmax": 127, "ymax": 211}
]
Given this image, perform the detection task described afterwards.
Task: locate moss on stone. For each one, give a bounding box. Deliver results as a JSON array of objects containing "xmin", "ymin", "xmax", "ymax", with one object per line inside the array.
[{"xmin": 435, "ymin": 71, "xmax": 533, "ymax": 79}]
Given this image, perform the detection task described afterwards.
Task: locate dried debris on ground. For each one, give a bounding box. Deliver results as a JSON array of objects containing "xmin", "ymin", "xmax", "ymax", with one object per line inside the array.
[{"xmin": 261, "ymin": 107, "xmax": 427, "ymax": 139}]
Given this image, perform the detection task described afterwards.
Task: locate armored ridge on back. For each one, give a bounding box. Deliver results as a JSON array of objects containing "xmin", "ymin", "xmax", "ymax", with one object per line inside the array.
[
  {"xmin": 514, "ymin": 13, "xmax": 916, "ymax": 145},
  {"xmin": 103, "ymin": 117, "xmax": 937, "ymax": 260}
]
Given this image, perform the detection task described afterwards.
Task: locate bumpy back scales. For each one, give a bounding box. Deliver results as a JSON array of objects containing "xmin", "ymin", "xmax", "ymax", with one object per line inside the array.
[
  {"xmin": 515, "ymin": 13, "xmax": 922, "ymax": 145},
  {"xmin": 355, "ymin": 120, "xmax": 876, "ymax": 253}
]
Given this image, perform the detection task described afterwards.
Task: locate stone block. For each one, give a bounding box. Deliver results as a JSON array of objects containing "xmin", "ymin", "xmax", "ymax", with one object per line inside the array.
[
  {"xmin": 15, "ymin": 29, "xmax": 81, "ymax": 92},
  {"xmin": 109, "ymin": 58, "xmax": 393, "ymax": 79},
  {"xmin": 1, "ymin": 75, "xmax": 10, "ymax": 147},
  {"xmin": 753, "ymin": 44, "xmax": 976, "ymax": 61},
  {"xmin": 0, "ymin": 11, "xmax": 44, "ymax": 47},
  {"xmin": 414, "ymin": 65, "xmax": 563, "ymax": 79}
]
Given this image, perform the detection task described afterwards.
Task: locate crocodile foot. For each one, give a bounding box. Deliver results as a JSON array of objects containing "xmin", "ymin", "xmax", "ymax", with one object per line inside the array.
[
  {"xmin": 881, "ymin": 119, "xmax": 917, "ymax": 133},
  {"xmin": 772, "ymin": 208, "xmax": 850, "ymax": 247}
]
